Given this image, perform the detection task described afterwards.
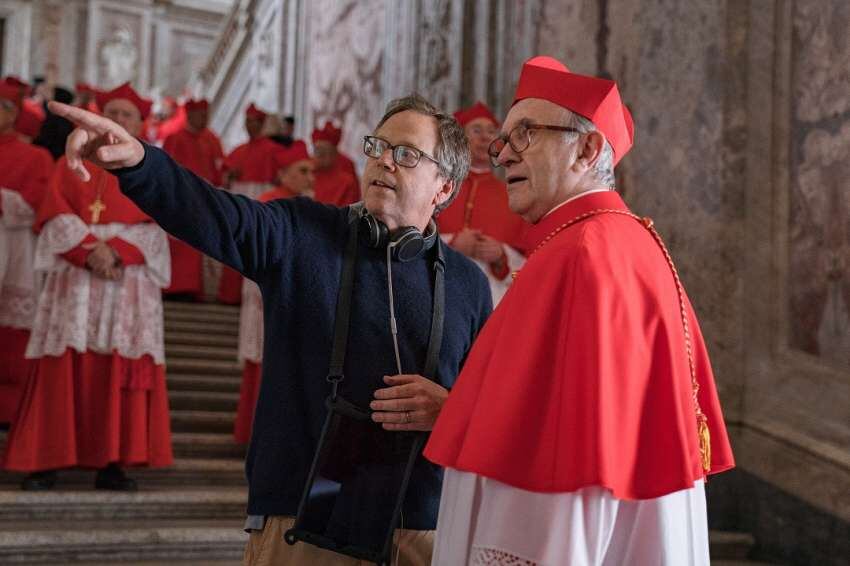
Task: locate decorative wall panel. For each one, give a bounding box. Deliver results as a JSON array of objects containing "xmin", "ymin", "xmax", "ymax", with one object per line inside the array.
[{"xmin": 788, "ymin": 0, "xmax": 850, "ymax": 365}]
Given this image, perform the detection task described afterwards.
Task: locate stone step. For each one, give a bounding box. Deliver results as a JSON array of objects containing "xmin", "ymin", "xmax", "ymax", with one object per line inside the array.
[
  {"xmin": 171, "ymin": 409, "xmax": 236, "ymax": 433},
  {"xmin": 164, "ymin": 310, "xmax": 240, "ymax": 325},
  {"xmin": 0, "ymin": 487, "xmax": 247, "ymax": 523},
  {"xmin": 0, "ymin": 459, "xmax": 245, "ymax": 488},
  {"xmin": 172, "ymin": 432, "xmax": 245, "ymax": 460},
  {"xmin": 164, "ymin": 320, "xmax": 239, "ymax": 337},
  {"xmin": 709, "ymin": 530, "xmax": 756, "ymax": 560},
  {"xmin": 0, "ymin": 518, "xmax": 245, "ymax": 564},
  {"xmin": 169, "ymin": 390, "xmax": 240, "ymax": 413},
  {"xmin": 167, "ymin": 358, "xmax": 242, "ymax": 377},
  {"xmin": 166, "ymin": 331, "xmax": 236, "ymax": 348},
  {"xmin": 164, "ymin": 301, "xmax": 240, "ymax": 316},
  {"xmin": 167, "ymin": 373, "xmax": 241, "ymax": 393},
  {"xmin": 166, "ymin": 344, "xmax": 239, "ymax": 362}
]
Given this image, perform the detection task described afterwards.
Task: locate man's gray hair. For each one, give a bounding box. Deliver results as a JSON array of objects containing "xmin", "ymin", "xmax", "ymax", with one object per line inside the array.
[
  {"xmin": 564, "ymin": 111, "xmax": 616, "ymax": 188},
  {"xmin": 375, "ymin": 94, "xmax": 470, "ymax": 214}
]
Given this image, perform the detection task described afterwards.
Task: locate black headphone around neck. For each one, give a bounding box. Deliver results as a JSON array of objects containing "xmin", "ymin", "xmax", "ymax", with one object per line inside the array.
[{"xmin": 349, "ymin": 203, "xmax": 438, "ymax": 263}]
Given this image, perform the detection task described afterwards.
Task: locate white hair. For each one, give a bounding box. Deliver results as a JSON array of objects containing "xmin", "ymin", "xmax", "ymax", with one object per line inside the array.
[{"xmin": 563, "ymin": 111, "xmax": 616, "ymax": 188}]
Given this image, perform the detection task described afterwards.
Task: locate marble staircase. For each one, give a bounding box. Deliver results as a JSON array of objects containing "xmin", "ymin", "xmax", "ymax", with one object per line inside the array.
[
  {"xmin": 0, "ymin": 301, "xmax": 247, "ymax": 564},
  {"xmin": 0, "ymin": 301, "xmax": 778, "ymax": 564}
]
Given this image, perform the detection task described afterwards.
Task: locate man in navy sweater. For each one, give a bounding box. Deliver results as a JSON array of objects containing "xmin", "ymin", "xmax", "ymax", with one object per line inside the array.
[{"xmin": 49, "ymin": 95, "xmax": 493, "ymax": 565}]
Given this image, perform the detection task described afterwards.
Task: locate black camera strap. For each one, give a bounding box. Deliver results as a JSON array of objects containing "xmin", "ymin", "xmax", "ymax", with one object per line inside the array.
[{"xmin": 326, "ymin": 219, "xmax": 446, "ymax": 398}]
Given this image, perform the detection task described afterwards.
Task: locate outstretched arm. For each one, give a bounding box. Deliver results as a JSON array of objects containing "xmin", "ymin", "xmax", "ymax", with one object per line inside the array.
[{"xmin": 49, "ymin": 101, "xmax": 293, "ymax": 278}]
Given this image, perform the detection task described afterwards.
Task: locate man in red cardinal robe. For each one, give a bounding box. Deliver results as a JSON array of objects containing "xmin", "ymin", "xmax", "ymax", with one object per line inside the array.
[
  {"xmin": 437, "ymin": 101, "xmax": 528, "ymax": 304},
  {"xmin": 0, "ymin": 83, "xmax": 54, "ymax": 426},
  {"xmin": 3, "ymin": 82, "xmax": 173, "ymax": 491},
  {"xmin": 162, "ymin": 98, "xmax": 224, "ymax": 300},
  {"xmin": 425, "ymin": 56, "xmax": 735, "ymax": 565},
  {"xmin": 233, "ymin": 140, "xmax": 314, "ymax": 444},
  {"xmin": 310, "ymin": 121, "xmax": 359, "ymax": 206},
  {"xmin": 2, "ymin": 77, "xmax": 45, "ymax": 142},
  {"xmin": 217, "ymin": 103, "xmax": 286, "ymax": 304}
]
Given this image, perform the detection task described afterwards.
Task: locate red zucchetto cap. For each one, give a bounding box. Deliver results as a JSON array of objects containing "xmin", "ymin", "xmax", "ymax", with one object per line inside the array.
[
  {"xmin": 512, "ymin": 56, "xmax": 634, "ymax": 165},
  {"xmin": 3, "ymin": 76, "xmax": 29, "ymax": 90},
  {"xmin": 245, "ymin": 103, "xmax": 267, "ymax": 120},
  {"xmin": 95, "ymin": 82, "xmax": 153, "ymax": 120},
  {"xmin": 75, "ymin": 83, "xmax": 99, "ymax": 95},
  {"xmin": 0, "ymin": 82, "xmax": 22, "ymax": 106},
  {"xmin": 185, "ymin": 98, "xmax": 209, "ymax": 112},
  {"xmin": 273, "ymin": 139, "xmax": 311, "ymax": 170},
  {"xmin": 454, "ymin": 101, "xmax": 499, "ymax": 128},
  {"xmin": 311, "ymin": 121, "xmax": 342, "ymax": 146}
]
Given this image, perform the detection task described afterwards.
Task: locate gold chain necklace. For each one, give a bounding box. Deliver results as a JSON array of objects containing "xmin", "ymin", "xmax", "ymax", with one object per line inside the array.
[{"xmin": 519, "ymin": 208, "xmax": 711, "ymax": 472}]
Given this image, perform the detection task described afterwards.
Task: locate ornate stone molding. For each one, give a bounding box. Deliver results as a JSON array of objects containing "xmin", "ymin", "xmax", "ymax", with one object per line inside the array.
[{"xmin": 0, "ymin": 0, "xmax": 34, "ymax": 79}]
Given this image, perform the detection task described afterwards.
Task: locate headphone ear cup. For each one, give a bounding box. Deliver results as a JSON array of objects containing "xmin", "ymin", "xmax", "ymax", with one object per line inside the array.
[
  {"xmin": 359, "ymin": 213, "xmax": 389, "ymax": 248},
  {"xmin": 391, "ymin": 227, "xmax": 426, "ymax": 262}
]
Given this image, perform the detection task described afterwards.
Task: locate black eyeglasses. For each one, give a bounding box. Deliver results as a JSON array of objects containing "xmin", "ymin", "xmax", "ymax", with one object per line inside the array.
[
  {"xmin": 363, "ymin": 135, "xmax": 440, "ymax": 168},
  {"xmin": 488, "ymin": 123, "xmax": 580, "ymax": 167}
]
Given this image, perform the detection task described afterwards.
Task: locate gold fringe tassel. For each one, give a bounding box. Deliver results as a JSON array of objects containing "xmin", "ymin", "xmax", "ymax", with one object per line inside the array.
[{"xmin": 698, "ymin": 418, "xmax": 711, "ymax": 472}]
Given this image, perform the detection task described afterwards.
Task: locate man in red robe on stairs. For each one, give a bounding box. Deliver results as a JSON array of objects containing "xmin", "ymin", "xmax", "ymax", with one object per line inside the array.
[
  {"xmin": 437, "ymin": 101, "xmax": 528, "ymax": 304},
  {"xmin": 425, "ymin": 56, "xmax": 735, "ymax": 565},
  {"xmin": 162, "ymin": 98, "xmax": 225, "ymax": 300},
  {"xmin": 311, "ymin": 121, "xmax": 360, "ymax": 206},
  {"xmin": 217, "ymin": 103, "xmax": 286, "ymax": 304},
  {"xmin": 2, "ymin": 82, "xmax": 173, "ymax": 491},
  {"xmin": 0, "ymin": 82, "xmax": 54, "ymax": 427},
  {"xmin": 2, "ymin": 77, "xmax": 45, "ymax": 142},
  {"xmin": 233, "ymin": 140, "xmax": 314, "ymax": 444}
]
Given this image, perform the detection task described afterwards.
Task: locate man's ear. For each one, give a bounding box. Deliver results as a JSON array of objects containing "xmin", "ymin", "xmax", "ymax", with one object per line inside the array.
[
  {"xmin": 576, "ymin": 131, "xmax": 606, "ymax": 171},
  {"xmin": 433, "ymin": 178, "xmax": 455, "ymax": 208}
]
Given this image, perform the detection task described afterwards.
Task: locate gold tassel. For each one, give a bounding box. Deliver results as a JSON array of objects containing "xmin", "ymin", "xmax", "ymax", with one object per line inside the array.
[{"xmin": 698, "ymin": 418, "xmax": 711, "ymax": 472}]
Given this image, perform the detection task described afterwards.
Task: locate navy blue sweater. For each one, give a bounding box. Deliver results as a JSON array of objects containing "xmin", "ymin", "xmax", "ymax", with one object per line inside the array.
[{"xmin": 116, "ymin": 146, "xmax": 492, "ymax": 529}]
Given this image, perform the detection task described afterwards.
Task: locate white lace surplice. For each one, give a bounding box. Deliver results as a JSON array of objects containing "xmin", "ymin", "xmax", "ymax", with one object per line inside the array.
[
  {"xmin": 238, "ymin": 279, "xmax": 263, "ymax": 364},
  {"xmin": 434, "ymin": 468, "xmax": 709, "ymax": 566},
  {"xmin": 25, "ymin": 213, "xmax": 171, "ymax": 364},
  {"xmin": 0, "ymin": 189, "xmax": 40, "ymax": 330}
]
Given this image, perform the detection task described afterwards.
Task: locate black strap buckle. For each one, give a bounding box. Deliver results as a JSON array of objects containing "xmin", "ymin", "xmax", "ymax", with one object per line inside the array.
[{"xmin": 326, "ymin": 374, "xmax": 344, "ymax": 399}]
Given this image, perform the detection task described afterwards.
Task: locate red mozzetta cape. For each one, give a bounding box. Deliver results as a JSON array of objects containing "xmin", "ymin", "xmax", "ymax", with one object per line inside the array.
[
  {"xmin": 163, "ymin": 128, "xmax": 225, "ymax": 185},
  {"xmin": 224, "ymin": 137, "xmax": 286, "ymax": 184},
  {"xmin": 37, "ymin": 159, "xmax": 152, "ymax": 230},
  {"xmin": 336, "ymin": 152, "xmax": 358, "ymax": 181},
  {"xmin": 425, "ymin": 190, "xmax": 734, "ymax": 499},
  {"xmin": 258, "ymin": 185, "xmax": 296, "ymax": 203},
  {"xmin": 36, "ymin": 159, "xmax": 152, "ymax": 267},
  {"xmin": 0, "ymin": 133, "xmax": 53, "ymax": 212},
  {"xmin": 437, "ymin": 169, "xmax": 528, "ymax": 252},
  {"xmin": 313, "ymin": 166, "xmax": 359, "ymax": 207}
]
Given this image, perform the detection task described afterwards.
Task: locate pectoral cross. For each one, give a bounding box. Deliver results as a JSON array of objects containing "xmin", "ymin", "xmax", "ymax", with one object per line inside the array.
[{"xmin": 89, "ymin": 198, "xmax": 106, "ymax": 224}]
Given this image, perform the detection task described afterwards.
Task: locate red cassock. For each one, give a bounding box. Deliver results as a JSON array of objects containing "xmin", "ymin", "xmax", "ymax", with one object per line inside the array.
[
  {"xmin": 217, "ymin": 137, "xmax": 286, "ymax": 304},
  {"xmin": 425, "ymin": 190, "xmax": 734, "ymax": 500},
  {"xmin": 3, "ymin": 161, "xmax": 173, "ymax": 471},
  {"xmin": 162, "ymin": 128, "xmax": 225, "ymax": 298},
  {"xmin": 232, "ymin": 185, "xmax": 295, "ymax": 444},
  {"xmin": 14, "ymin": 99, "xmax": 45, "ymax": 140},
  {"xmin": 0, "ymin": 133, "xmax": 53, "ymax": 423},
  {"xmin": 313, "ymin": 165, "xmax": 359, "ymax": 207},
  {"xmin": 437, "ymin": 169, "xmax": 527, "ymax": 250},
  {"xmin": 335, "ymin": 152, "xmax": 358, "ymax": 183}
]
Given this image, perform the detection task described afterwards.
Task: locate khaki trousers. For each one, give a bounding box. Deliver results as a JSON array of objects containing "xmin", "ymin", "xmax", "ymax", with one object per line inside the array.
[{"xmin": 242, "ymin": 516, "xmax": 434, "ymax": 566}]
